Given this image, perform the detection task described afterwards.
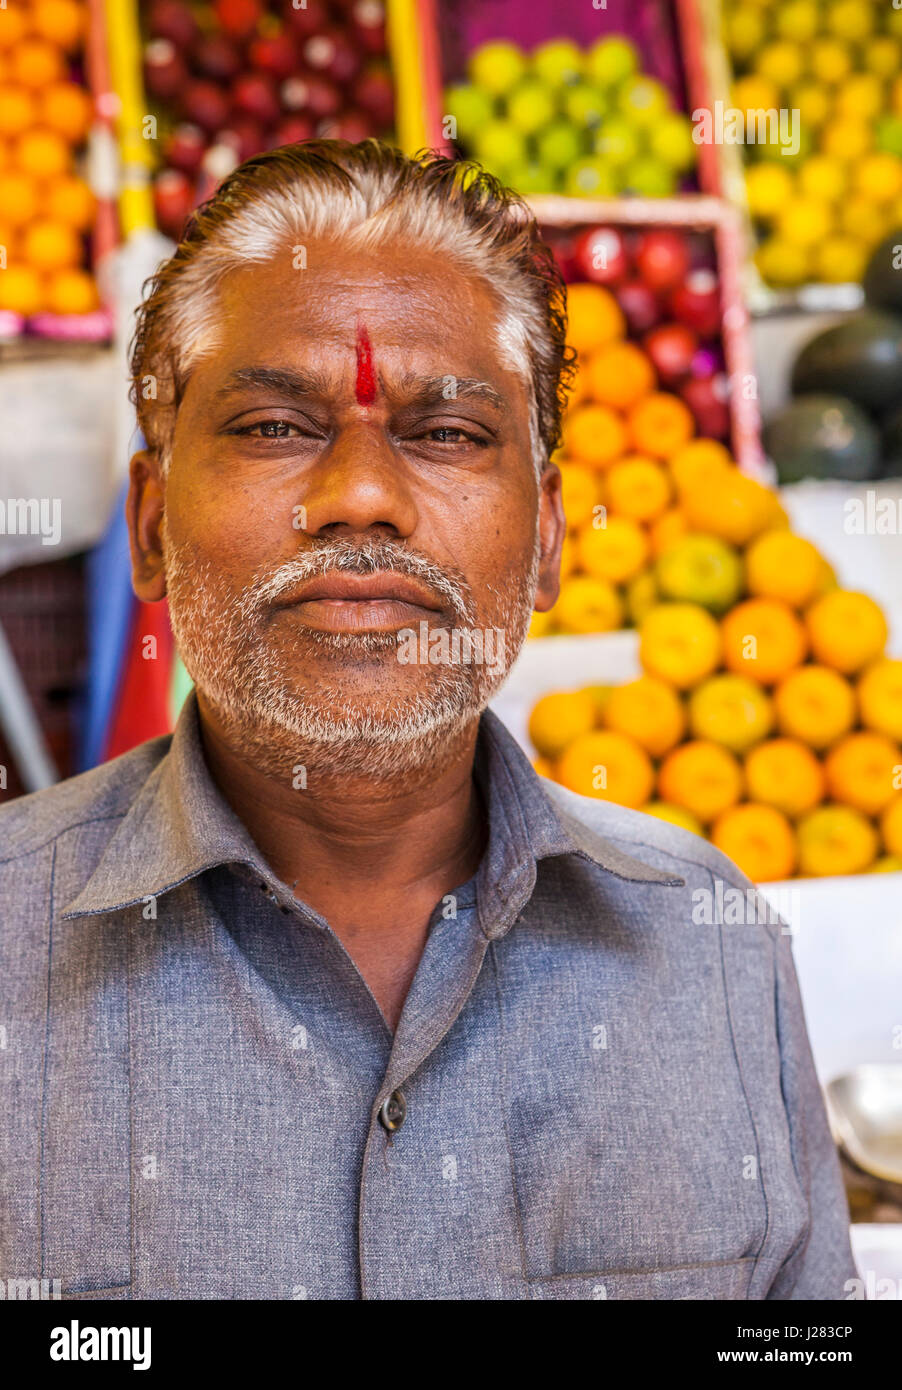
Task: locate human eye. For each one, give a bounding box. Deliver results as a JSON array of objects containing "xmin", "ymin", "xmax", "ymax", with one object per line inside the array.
[{"xmin": 231, "ymin": 418, "xmax": 303, "ymax": 439}]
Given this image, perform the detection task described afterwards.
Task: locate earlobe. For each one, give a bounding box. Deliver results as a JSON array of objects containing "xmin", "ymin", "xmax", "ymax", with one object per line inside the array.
[
  {"xmin": 127, "ymin": 449, "xmax": 167, "ymax": 602},
  {"xmin": 533, "ymin": 464, "xmax": 566, "ymax": 614}
]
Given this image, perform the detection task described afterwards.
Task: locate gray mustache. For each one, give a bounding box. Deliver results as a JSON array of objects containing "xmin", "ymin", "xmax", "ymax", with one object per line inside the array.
[{"xmin": 242, "ymin": 539, "xmax": 475, "ymax": 625}]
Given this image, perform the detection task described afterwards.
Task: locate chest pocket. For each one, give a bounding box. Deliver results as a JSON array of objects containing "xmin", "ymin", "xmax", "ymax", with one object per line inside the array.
[
  {"xmin": 499, "ymin": 952, "xmax": 770, "ymax": 1282},
  {"xmin": 41, "ymin": 914, "xmax": 132, "ymax": 1297}
]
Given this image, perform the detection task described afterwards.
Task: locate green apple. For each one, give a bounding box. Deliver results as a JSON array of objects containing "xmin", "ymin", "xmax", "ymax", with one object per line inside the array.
[
  {"xmin": 656, "ymin": 536, "xmax": 743, "ymax": 615},
  {"xmin": 622, "ymin": 156, "xmax": 677, "ymax": 197},
  {"xmin": 507, "ymin": 78, "xmax": 558, "ymax": 135},
  {"xmin": 530, "ymin": 38, "xmax": 584, "ymax": 88},
  {"xmin": 563, "ymin": 81, "xmax": 609, "ymax": 130},
  {"xmin": 585, "ymin": 35, "xmax": 639, "ymax": 89},
  {"xmin": 565, "ymin": 157, "xmax": 619, "ymax": 198},
  {"xmin": 467, "ymin": 40, "xmax": 528, "ymax": 97},
  {"xmin": 649, "ymin": 112, "xmax": 696, "ymax": 171},
  {"xmin": 877, "ymin": 114, "xmax": 902, "ymax": 158},
  {"xmin": 444, "ymin": 84, "xmax": 496, "ymax": 140},
  {"xmin": 472, "ymin": 118, "xmax": 528, "ymax": 172},
  {"xmin": 535, "ymin": 119, "xmax": 586, "ymax": 170},
  {"xmin": 499, "ymin": 161, "xmax": 553, "ymax": 195},
  {"xmin": 592, "ymin": 115, "xmax": 641, "ymax": 167},
  {"xmin": 617, "ymin": 76, "xmax": 671, "ymax": 126}
]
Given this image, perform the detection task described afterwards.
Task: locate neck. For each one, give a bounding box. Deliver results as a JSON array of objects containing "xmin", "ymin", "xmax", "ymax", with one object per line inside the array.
[{"xmin": 195, "ymin": 692, "xmax": 488, "ymax": 915}]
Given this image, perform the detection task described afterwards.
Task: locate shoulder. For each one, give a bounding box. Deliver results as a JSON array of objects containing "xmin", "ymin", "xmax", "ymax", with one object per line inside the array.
[
  {"xmin": 0, "ymin": 735, "xmax": 172, "ymax": 867},
  {"xmin": 543, "ymin": 777, "xmax": 753, "ymax": 886}
]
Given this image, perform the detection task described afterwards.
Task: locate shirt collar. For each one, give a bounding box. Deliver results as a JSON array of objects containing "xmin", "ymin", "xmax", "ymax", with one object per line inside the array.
[{"xmin": 61, "ymin": 692, "xmax": 683, "ymax": 925}]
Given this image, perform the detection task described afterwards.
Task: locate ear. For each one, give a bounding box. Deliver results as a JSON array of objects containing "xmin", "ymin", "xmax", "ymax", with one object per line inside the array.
[
  {"xmin": 126, "ymin": 449, "xmax": 167, "ymax": 602},
  {"xmin": 533, "ymin": 463, "xmax": 566, "ymax": 613}
]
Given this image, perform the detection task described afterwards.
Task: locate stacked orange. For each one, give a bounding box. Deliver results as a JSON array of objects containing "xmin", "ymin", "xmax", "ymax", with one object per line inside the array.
[
  {"xmin": 529, "ymin": 470, "xmax": 902, "ymax": 881},
  {"xmin": 0, "ymin": 0, "xmax": 99, "ymax": 317},
  {"xmin": 529, "ymin": 282, "xmax": 734, "ymax": 639}
]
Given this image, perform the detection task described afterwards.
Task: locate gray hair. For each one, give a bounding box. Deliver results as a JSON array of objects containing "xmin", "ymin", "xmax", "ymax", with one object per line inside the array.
[{"xmin": 130, "ymin": 140, "xmax": 575, "ymax": 479}]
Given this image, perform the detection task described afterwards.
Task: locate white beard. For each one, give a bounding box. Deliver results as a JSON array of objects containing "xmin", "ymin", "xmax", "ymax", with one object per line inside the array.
[{"xmin": 162, "ymin": 526, "xmax": 540, "ymax": 784}]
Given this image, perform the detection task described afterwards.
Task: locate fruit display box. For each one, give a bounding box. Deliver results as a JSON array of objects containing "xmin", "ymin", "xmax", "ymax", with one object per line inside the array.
[
  {"xmin": 419, "ymin": 0, "xmax": 721, "ymax": 198},
  {"xmin": 536, "ymin": 193, "xmax": 763, "ymax": 474},
  {"xmin": 0, "ymin": 0, "xmax": 115, "ymax": 343},
  {"xmin": 136, "ymin": 0, "xmax": 396, "ymax": 240},
  {"xmin": 707, "ymin": 0, "xmax": 902, "ymax": 307}
]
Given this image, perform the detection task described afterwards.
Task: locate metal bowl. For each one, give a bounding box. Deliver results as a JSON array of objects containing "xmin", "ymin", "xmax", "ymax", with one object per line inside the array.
[{"xmin": 827, "ymin": 1065, "xmax": 902, "ymax": 1186}]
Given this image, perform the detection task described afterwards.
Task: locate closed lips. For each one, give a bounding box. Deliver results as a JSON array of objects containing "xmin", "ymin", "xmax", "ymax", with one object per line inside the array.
[{"xmin": 279, "ymin": 573, "xmax": 443, "ymax": 609}]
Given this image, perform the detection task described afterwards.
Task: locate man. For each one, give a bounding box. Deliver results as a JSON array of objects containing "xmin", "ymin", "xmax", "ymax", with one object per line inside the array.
[{"xmin": 0, "ymin": 142, "xmax": 856, "ymax": 1300}]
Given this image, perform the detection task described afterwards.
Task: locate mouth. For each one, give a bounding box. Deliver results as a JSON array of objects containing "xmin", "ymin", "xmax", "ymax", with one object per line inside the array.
[{"xmin": 273, "ymin": 571, "xmax": 446, "ymax": 633}]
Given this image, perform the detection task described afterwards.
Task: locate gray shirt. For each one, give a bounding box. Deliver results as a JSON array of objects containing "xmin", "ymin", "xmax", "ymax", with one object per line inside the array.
[{"xmin": 0, "ymin": 693, "xmax": 856, "ymax": 1299}]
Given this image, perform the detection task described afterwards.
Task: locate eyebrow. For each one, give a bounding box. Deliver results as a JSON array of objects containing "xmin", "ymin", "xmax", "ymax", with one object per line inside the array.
[
  {"xmin": 215, "ymin": 365, "xmax": 509, "ymax": 413},
  {"xmin": 216, "ymin": 366, "xmax": 335, "ymax": 400},
  {"xmin": 395, "ymin": 375, "xmax": 509, "ymax": 414}
]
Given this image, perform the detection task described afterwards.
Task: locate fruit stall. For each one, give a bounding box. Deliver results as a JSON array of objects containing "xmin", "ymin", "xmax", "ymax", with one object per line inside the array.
[{"xmin": 1, "ymin": 0, "xmax": 901, "ymax": 1245}]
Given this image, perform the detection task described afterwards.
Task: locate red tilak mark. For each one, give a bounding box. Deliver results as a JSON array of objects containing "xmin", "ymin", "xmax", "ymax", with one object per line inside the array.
[{"xmin": 355, "ymin": 322, "xmax": 377, "ymax": 406}]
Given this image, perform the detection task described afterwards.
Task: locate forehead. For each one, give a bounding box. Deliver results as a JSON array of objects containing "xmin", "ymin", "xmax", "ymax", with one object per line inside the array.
[{"xmin": 209, "ymin": 238, "xmax": 510, "ymax": 379}]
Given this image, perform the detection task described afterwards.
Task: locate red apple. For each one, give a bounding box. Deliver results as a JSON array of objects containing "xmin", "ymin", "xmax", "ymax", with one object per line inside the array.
[
  {"xmin": 154, "ymin": 168, "xmax": 194, "ymax": 238},
  {"xmin": 144, "ymin": 39, "xmax": 188, "ymax": 102},
  {"xmin": 303, "ymin": 30, "xmax": 363, "ymax": 85},
  {"xmin": 218, "ymin": 117, "xmax": 267, "ymax": 162},
  {"xmin": 213, "ymin": 0, "xmax": 262, "ymax": 40},
  {"xmin": 680, "ymin": 374, "xmax": 731, "ymax": 439},
  {"xmin": 191, "ymin": 33, "xmax": 243, "ymax": 83},
  {"xmin": 164, "ymin": 122, "xmax": 207, "ymax": 176},
  {"xmin": 689, "ymin": 344, "xmax": 723, "ymax": 379},
  {"xmin": 182, "ymin": 79, "xmax": 231, "ymax": 134},
  {"xmin": 352, "ymin": 64, "xmax": 394, "ymax": 127},
  {"xmin": 281, "ymin": 73, "xmax": 341, "ymax": 118},
  {"xmin": 147, "ymin": 0, "xmax": 199, "ymax": 47},
  {"xmin": 231, "ymin": 72, "xmax": 281, "ymax": 124},
  {"xmin": 643, "ymin": 323, "xmax": 698, "ymax": 386},
  {"xmin": 614, "ymin": 278, "xmax": 661, "ymax": 335},
  {"xmin": 249, "ymin": 32, "xmax": 299, "ymax": 81},
  {"xmin": 573, "ymin": 226, "xmax": 629, "ymax": 286},
  {"xmin": 670, "ymin": 269, "xmax": 721, "ymax": 337},
  {"xmin": 283, "ymin": 0, "xmax": 330, "ymax": 39},
  {"xmin": 317, "ymin": 108, "xmax": 374, "ymax": 142},
  {"xmin": 349, "ymin": 0, "xmax": 387, "ymax": 56},
  {"xmin": 272, "ymin": 113, "xmax": 315, "ymax": 144},
  {"xmin": 635, "ymin": 230, "xmax": 691, "ymax": 293}
]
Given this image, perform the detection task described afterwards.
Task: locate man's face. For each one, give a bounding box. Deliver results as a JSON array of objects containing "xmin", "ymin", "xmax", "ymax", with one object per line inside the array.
[{"xmin": 131, "ymin": 236, "xmax": 564, "ymax": 779}]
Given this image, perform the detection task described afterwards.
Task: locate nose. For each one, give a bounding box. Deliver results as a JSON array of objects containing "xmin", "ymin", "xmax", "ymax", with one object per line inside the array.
[{"xmin": 300, "ymin": 422, "xmax": 418, "ymax": 540}]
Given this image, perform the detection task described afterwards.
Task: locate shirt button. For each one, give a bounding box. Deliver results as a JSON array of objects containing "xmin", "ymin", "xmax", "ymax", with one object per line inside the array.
[{"xmin": 378, "ymin": 1090, "xmax": 406, "ymax": 1133}]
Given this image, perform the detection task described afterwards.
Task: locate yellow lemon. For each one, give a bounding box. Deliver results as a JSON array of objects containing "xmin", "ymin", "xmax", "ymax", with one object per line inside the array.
[
  {"xmin": 755, "ymin": 40, "xmax": 805, "ymax": 90},
  {"xmin": 810, "ymin": 38, "xmax": 852, "ymax": 85},
  {"xmin": 798, "ymin": 155, "xmax": 847, "ymax": 202},
  {"xmin": 776, "ymin": 195, "xmax": 834, "ymax": 247},
  {"xmin": 746, "ymin": 161, "xmax": 795, "ymax": 218},
  {"xmin": 836, "ymin": 72, "xmax": 885, "ymax": 122},
  {"xmin": 856, "ymin": 152, "xmax": 902, "ymax": 203},
  {"xmin": 755, "ymin": 237, "xmax": 809, "ymax": 286},
  {"xmin": 822, "ymin": 118, "xmax": 873, "ymax": 162},
  {"xmin": 816, "ymin": 236, "xmax": 869, "ymax": 283}
]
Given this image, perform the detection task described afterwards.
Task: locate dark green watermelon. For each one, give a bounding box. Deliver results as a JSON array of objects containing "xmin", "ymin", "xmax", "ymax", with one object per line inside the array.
[
  {"xmin": 863, "ymin": 230, "xmax": 902, "ymax": 314},
  {"xmin": 764, "ymin": 395, "xmax": 882, "ymax": 483},
  {"xmin": 880, "ymin": 405, "xmax": 902, "ymax": 478},
  {"xmin": 791, "ymin": 310, "xmax": 902, "ymax": 414}
]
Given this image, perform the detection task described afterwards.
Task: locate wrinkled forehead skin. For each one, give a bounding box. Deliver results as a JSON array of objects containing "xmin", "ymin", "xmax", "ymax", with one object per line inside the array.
[{"xmin": 174, "ymin": 236, "xmax": 535, "ymax": 441}]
